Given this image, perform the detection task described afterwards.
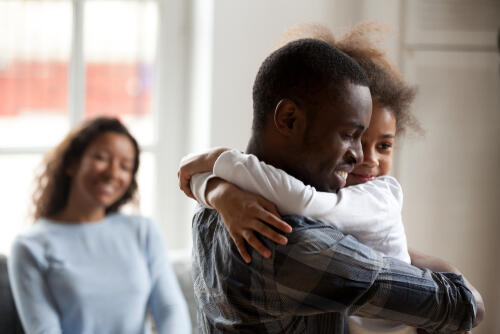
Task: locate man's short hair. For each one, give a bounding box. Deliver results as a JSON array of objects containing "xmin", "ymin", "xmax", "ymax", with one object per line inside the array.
[{"xmin": 252, "ymin": 38, "xmax": 369, "ymax": 132}]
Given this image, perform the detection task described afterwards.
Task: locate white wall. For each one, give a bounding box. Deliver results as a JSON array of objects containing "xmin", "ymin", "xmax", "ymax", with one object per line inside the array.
[
  {"xmin": 208, "ymin": 0, "xmax": 367, "ymax": 150},
  {"xmin": 400, "ymin": 50, "xmax": 499, "ymax": 334},
  {"xmin": 397, "ymin": 2, "xmax": 500, "ymax": 333}
]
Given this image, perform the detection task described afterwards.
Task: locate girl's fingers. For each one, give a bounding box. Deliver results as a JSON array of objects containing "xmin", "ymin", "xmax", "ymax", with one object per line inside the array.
[
  {"xmin": 177, "ymin": 170, "xmax": 196, "ymax": 200},
  {"xmin": 232, "ymin": 235, "xmax": 252, "ymax": 264},
  {"xmin": 258, "ymin": 198, "xmax": 280, "ymax": 217},
  {"xmin": 255, "ymin": 206, "xmax": 292, "ymax": 234},
  {"xmin": 252, "ymin": 219, "xmax": 288, "ymax": 245},
  {"xmin": 185, "ymin": 189, "xmax": 195, "ymax": 200},
  {"xmin": 242, "ymin": 230, "xmax": 271, "ymax": 259},
  {"xmin": 183, "ymin": 180, "xmax": 195, "ymax": 199}
]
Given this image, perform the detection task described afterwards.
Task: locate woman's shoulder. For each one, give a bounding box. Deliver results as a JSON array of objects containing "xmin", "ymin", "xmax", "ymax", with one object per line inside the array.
[
  {"xmin": 10, "ymin": 220, "xmax": 56, "ymax": 265},
  {"xmin": 12, "ymin": 218, "xmax": 55, "ymax": 245},
  {"xmin": 109, "ymin": 213, "xmax": 155, "ymax": 230}
]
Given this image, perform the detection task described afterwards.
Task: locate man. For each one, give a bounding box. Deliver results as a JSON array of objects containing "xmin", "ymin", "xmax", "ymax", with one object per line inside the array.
[{"xmin": 189, "ymin": 39, "xmax": 481, "ymax": 333}]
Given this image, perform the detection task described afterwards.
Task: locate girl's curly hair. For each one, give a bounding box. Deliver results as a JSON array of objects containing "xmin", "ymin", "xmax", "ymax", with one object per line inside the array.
[
  {"xmin": 32, "ymin": 117, "xmax": 140, "ymax": 220},
  {"xmin": 280, "ymin": 22, "xmax": 421, "ymax": 136}
]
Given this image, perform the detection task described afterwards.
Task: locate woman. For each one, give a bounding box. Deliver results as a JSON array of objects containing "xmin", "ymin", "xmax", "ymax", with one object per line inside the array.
[{"xmin": 9, "ymin": 117, "xmax": 191, "ymax": 334}]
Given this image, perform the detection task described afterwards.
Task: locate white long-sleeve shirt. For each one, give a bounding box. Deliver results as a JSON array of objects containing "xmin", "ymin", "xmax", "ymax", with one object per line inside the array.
[{"xmin": 191, "ymin": 149, "xmax": 410, "ymax": 264}]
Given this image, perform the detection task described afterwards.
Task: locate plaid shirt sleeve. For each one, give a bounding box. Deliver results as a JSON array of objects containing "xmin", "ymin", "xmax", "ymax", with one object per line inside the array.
[{"xmin": 264, "ymin": 215, "xmax": 476, "ymax": 333}]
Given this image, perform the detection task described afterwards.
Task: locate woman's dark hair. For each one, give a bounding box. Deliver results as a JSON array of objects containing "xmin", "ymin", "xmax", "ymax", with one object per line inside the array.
[
  {"xmin": 280, "ymin": 22, "xmax": 421, "ymax": 136},
  {"xmin": 32, "ymin": 117, "xmax": 140, "ymax": 220}
]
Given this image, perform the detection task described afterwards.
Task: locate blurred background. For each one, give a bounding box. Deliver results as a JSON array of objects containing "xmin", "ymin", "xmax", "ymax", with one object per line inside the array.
[{"xmin": 0, "ymin": 0, "xmax": 498, "ymax": 332}]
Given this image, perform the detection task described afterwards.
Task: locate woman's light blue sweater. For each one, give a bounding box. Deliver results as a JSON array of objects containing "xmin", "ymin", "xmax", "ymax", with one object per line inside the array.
[{"xmin": 8, "ymin": 213, "xmax": 191, "ymax": 334}]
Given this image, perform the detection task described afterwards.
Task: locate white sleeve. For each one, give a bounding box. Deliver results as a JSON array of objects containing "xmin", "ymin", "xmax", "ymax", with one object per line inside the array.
[
  {"xmin": 212, "ymin": 150, "xmax": 402, "ymax": 235},
  {"xmin": 190, "ymin": 172, "xmax": 218, "ymax": 209}
]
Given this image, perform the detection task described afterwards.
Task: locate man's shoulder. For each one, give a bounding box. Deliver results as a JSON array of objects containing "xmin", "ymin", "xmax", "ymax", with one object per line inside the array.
[
  {"xmin": 192, "ymin": 205, "xmax": 221, "ymax": 228},
  {"xmin": 272, "ymin": 215, "xmax": 384, "ymax": 271},
  {"xmin": 279, "ymin": 215, "xmax": 343, "ymax": 244},
  {"xmin": 281, "ymin": 214, "xmax": 335, "ymax": 231}
]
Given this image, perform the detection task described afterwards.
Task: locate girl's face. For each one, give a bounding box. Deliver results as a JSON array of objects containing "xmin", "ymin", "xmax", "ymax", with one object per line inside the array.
[
  {"xmin": 346, "ymin": 105, "xmax": 396, "ymax": 186},
  {"xmin": 69, "ymin": 132, "xmax": 136, "ymax": 211}
]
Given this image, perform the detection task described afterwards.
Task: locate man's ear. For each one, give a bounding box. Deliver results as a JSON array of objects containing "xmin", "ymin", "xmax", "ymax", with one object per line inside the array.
[{"xmin": 273, "ymin": 99, "xmax": 307, "ymax": 137}]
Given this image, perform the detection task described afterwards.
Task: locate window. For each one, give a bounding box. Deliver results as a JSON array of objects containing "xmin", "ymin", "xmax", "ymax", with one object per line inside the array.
[{"xmin": 0, "ymin": 0, "xmax": 191, "ymax": 254}]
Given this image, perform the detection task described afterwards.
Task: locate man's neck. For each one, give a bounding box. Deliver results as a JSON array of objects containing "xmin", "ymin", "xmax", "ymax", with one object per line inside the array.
[
  {"xmin": 246, "ymin": 134, "xmax": 289, "ymax": 173},
  {"xmin": 245, "ymin": 135, "xmax": 262, "ymax": 157}
]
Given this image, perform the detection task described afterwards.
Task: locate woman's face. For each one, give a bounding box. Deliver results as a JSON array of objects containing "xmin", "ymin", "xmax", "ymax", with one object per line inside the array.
[
  {"xmin": 69, "ymin": 132, "xmax": 136, "ymax": 210},
  {"xmin": 346, "ymin": 105, "xmax": 396, "ymax": 186}
]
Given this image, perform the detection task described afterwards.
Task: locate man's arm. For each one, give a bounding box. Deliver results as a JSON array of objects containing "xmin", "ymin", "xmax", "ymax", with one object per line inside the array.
[
  {"xmin": 257, "ymin": 216, "xmax": 479, "ymax": 333},
  {"xmin": 409, "ymin": 248, "xmax": 485, "ymax": 328}
]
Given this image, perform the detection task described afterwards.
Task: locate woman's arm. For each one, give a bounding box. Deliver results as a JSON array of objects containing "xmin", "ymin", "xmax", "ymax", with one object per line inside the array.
[
  {"xmin": 146, "ymin": 220, "xmax": 191, "ymax": 334},
  {"xmin": 8, "ymin": 239, "xmax": 63, "ymax": 334}
]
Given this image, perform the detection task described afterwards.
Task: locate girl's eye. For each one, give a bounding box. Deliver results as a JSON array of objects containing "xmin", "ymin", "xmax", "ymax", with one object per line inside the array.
[{"xmin": 377, "ymin": 142, "xmax": 393, "ymax": 150}]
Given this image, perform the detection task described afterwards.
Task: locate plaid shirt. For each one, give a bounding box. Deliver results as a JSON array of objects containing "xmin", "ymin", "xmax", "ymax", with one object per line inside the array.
[{"xmin": 192, "ymin": 208, "xmax": 476, "ymax": 333}]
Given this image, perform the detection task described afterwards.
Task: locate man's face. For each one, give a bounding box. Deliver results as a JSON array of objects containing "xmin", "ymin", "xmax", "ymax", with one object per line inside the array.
[{"xmin": 290, "ymin": 82, "xmax": 372, "ymax": 193}]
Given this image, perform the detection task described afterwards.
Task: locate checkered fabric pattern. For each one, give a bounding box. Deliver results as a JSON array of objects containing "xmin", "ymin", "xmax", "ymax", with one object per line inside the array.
[{"xmin": 192, "ymin": 208, "xmax": 476, "ymax": 334}]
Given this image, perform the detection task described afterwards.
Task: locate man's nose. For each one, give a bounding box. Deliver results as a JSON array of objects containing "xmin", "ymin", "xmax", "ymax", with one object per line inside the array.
[{"xmin": 347, "ymin": 140, "xmax": 363, "ymax": 165}]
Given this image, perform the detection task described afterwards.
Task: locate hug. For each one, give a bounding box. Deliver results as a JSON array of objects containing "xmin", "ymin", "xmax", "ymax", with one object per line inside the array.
[{"xmin": 3, "ymin": 18, "xmax": 491, "ymax": 334}]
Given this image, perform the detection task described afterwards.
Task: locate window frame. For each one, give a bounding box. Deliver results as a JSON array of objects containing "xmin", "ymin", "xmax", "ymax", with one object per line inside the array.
[{"xmin": 0, "ymin": 0, "xmax": 194, "ymax": 251}]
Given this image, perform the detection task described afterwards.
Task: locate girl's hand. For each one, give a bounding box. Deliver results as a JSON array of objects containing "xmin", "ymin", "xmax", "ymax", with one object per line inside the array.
[
  {"xmin": 178, "ymin": 147, "xmax": 230, "ymax": 199},
  {"xmin": 206, "ymin": 178, "xmax": 293, "ymax": 263}
]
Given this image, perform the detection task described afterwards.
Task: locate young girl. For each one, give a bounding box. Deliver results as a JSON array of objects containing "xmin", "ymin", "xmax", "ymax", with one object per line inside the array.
[
  {"xmin": 178, "ymin": 23, "xmax": 482, "ymax": 333},
  {"xmin": 9, "ymin": 117, "xmax": 191, "ymax": 334}
]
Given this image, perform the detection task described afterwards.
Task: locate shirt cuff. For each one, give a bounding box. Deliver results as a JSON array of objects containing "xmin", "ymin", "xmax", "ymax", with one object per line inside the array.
[{"xmin": 191, "ymin": 172, "xmax": 218, "ymax": 209}]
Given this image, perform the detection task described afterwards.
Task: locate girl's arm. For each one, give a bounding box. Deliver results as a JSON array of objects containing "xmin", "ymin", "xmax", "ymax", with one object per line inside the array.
[
  {"xmin": 212, "ymin": 150, "xmax": 402, "ymax": 234},
  {"xmin": 179, "ymin": 148, "xmax": 402, "ymax": 262},
  {"xmin": 179, "ymin": 150, "xmax": 292, "ymax": 263},
  {"xmin": 203, "ymin": 177, "xmax": 291, "ymax": 262},
  {"xmin": 409, "ymin": 248, "xmax": 460, "ymax": 273},
  {"xmin": 178, "ymin": 147, "xmax": 230, "ymax": 200}
]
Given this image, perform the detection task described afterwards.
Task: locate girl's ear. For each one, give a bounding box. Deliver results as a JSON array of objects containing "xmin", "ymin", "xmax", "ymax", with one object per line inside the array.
[{"xmin": 273, "ymin": 98, "xmax": 307, "ymax": 137}]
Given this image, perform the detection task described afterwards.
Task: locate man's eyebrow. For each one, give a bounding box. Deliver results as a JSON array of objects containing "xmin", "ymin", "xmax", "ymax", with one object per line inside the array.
[
  {"xmin": 344, "ymin": 121, "xmax": 365, "ymax": 130},
  {"xmin": 380, "ymin": 133, "xmax": 395, "ymax": 139}
]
